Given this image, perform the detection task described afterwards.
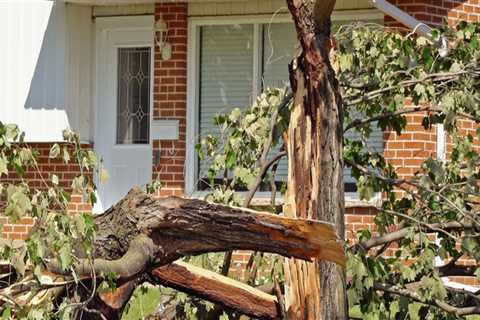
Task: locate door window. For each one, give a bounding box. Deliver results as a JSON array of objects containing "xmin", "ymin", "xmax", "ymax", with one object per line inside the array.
[{"xmin": 116, "ymin": 47, "xmax": 151, "ymax": 145}]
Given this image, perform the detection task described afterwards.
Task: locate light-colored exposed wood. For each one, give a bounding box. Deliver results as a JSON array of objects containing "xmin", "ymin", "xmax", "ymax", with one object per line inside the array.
[{"xmin": 152, "ymin": 261, "xmax": 279, "ymax": 319}]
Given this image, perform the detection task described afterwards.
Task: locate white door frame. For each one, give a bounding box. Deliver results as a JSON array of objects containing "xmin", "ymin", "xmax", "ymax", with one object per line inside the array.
[{"xmin": 93, "ymin": 15, "xmax": 154, "ymax": 213}]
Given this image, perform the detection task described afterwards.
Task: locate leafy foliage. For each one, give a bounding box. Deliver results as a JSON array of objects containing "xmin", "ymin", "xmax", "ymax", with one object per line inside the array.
[
  {"xmin": 337, "ymin": 22, "xmax": 480, "ymax": 319},
  {"xmin": 0, "ymin": 123, "xmax": 99, "ymax": 317}
]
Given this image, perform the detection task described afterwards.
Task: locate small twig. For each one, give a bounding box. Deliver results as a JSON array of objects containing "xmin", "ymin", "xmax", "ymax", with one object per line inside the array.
[
  {"xmin": 273, "ymin": 277, "xmax": 286, "ymax": 319},
  {"xmin": 220, "ymin": 251, "xmax": 232, "ymax": 276}
]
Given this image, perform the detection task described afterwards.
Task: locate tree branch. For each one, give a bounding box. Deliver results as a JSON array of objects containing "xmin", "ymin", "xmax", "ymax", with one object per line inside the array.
[
  {"xmin": 48, "ymin": 235, "xmax": 156, "ymax": 278},
  {"xmin": 344, "ymin": 105, "xmax": 480, "ymax": 133},
  {"xmin": 374, "ymin": 282, "xmax": 480, "ymax": 317},
  {"xmin": 355, "ymin": 220, "xmax": 474, "ymax": 251},
  {"xmin": 344, "ymin": 68, "xmax": 480, "ymax": 107}
]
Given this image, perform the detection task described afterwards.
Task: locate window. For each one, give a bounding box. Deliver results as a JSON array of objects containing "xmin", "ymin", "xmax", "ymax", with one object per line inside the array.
[
  {"xmin": 116, "ymin": 47, "xmax": 151, "ymax": 145},
  {"xmin": 189, "ymin": 18, "xmax": 383, "ymax": 195}
]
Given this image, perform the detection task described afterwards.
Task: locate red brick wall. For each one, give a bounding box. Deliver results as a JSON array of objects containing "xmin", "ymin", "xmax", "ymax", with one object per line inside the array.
[
  {"xmin": 153, "ymin": 2, "xmax": 188, "ymax": 197},
  {"xmin": 386, "ymin": 0, "xmax": 480, "ymax": 27},
  {"xmin": 1, "ymin": 143, "xmax": 93, "ymax": 239},
  {"xmin": 384, "ymin": 106, "xmax": 437, "ymax": 181}
]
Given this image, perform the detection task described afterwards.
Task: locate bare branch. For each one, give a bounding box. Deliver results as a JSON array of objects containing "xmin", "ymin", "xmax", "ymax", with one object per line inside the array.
[
  {"xmin": 355, "ymin": 219, "xmax": 474, "ymax": 251},
  {"xmin": 345, "ymin": 105, "xmax": 480, "ymax": 133},
  {"xmin": 374, "ymin": 282, "xmax": 480, "ymax": 317}
]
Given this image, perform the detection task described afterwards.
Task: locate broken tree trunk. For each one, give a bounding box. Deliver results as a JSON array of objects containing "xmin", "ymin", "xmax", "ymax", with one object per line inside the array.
[
  {"xmin": 284, "ymin": 0, "xmax": 348, "ymax": 319},
  {"xmin": 5, "ymin": 187, "xmax": 344, "ymax": 319},
  {"xmin": 83, "ymin": 187, "xmax": 345, "ymax": 274}
]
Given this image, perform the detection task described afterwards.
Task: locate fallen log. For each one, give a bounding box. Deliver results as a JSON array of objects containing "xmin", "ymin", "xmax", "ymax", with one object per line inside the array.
[
  {"xmin": 49, "ymin": 187, "xmax": 345, "ymax": 278},
  {"xmin": 151, "ymin": 261, "xmax": 279, "ymax": 319}
]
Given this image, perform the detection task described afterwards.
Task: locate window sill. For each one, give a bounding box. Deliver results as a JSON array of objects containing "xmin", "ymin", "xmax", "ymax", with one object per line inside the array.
[{"xmin": 187, "ymin": 191, "xmax": 382, "ymax": 208}]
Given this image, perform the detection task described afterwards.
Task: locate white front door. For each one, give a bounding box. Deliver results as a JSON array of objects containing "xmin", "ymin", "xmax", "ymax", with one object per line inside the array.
[{"xmin": 94, "ymin": 17, "xmax": 153, "ymax": 213}]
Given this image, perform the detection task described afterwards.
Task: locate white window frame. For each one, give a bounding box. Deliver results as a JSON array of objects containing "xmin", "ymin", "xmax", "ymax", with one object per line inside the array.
[{"xmin": 185, "ymin": 10, "xmax": 384, "ymax": 204}]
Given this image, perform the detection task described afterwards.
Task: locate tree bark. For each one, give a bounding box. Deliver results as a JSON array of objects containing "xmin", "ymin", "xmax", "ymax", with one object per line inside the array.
[
  {"xmin": 84, "ymin": 187, "xmax": 345, "ymax": 271},
  {"xmin": 284, "ymin": 0, "xmax": 347, "ymax": 319}
]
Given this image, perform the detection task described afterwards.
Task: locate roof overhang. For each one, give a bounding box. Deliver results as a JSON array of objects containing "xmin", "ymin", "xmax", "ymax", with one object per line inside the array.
[{"xmin": 62, "ymin": 0, "xmax": 243, "ymax": 4}]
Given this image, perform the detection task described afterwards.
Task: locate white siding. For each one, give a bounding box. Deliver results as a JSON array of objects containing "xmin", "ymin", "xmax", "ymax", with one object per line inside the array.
[
  {"xmin": 0, "ymin": 1, "xmax": 93, "ymax": 142},
  {"xmin": 66, "ymin": 4, "xmax": 93, "ymax": 142}
]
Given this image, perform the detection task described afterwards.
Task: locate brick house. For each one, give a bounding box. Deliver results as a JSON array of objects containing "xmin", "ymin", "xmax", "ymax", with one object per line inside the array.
[{"xmin": 0, "ymin": 0, "xmax": 479, "ymax": 286}]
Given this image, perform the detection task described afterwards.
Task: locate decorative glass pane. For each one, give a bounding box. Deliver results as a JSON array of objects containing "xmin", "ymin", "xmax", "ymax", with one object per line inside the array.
[{"xmin": 116, "ymin": 47, "xmax": 151, "ymax": 145}]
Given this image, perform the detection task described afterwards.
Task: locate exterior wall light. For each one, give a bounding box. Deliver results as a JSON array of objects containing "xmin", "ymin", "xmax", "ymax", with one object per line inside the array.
[{"xmin": 154, "ymin": 19, "xmax": 172, "ymax": 61}]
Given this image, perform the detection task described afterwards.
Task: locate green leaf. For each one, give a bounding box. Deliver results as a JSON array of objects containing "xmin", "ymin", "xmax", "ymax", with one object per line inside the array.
[
  {"xmin": 0, "ymin": 155, "xmax": 7, "ymax": 177},
  {"xmin": 5, "ymin": 124, "xmax": 19, "ymax": 140},
  {"xmin": 11, "ymin": 247, "xmax": 27, "ymax": 276},
  {"xmin": 449, "ymin": 61, "xmax": 462, "ymax": 73},
  {"xmin": 59, "ymin": 244, "xmax": 72, "ymax": 271},
  {"xmin": 2, "ymin": 307, "xmax": 11, "ymax": 320},
  {"xmin": 339, "ymin": 53, "xmax": 354, "ymax": 71},
  {"xmin": 462, "ymin": 237, "xmax": 478, "ymax": 254},
  {"xmin": 49, "ymin": 143, "xmax": 61, "ymax": 159},
  {"xmin": 51, "ymin": 174, "xmax": 59, "ymax": 185},
  {"xmin": 71, "ymin": 176, "xmax": 85, "ymax": 193},
  {"xmin": 408, "ymin": 303, "xmax": 422, "ymax": 320},
  {"xmin": 5, "ymin": 185, "xmax": 32, "ymax": 220},
  {"xmin": 228, "ymin": 108, "xmax": 242, "ymax": 123},
  {"xmin": 416, "ymin": 36, "xmax": 429, "ymax": 46},
  {"xmin": 475, "ymin": 268, "xmax": 480, "ymax": 280},
  {"xmin": 414, "ymin": 83, "xmax": 426, "ymax": 96},
  {"xmin": 62, "ymin": 146, "xmax": 71, "ymax": 163}
]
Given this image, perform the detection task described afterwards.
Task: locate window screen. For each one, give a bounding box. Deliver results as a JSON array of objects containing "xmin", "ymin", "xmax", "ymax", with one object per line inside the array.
[{"xmin": 198, "ymin": 24, "xmax": 254, "ymax": 184}]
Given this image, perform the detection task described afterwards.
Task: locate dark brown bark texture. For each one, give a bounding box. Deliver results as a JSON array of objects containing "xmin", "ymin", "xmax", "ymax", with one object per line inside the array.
[
  {"xmin": 284, "ymin": 0, "xmax": 347, "ymax": 319},
  {"xmin": 88, "ymin": 188, "xmax": 344, "ymax": 270}
]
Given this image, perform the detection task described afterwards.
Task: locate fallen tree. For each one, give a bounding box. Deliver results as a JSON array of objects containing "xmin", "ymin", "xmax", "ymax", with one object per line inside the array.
[{"xmin": 0, "ymin": 174, "xmax": 344, "ymax": 318}]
